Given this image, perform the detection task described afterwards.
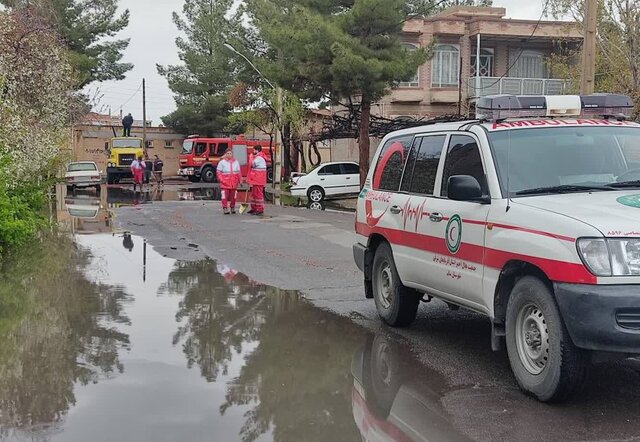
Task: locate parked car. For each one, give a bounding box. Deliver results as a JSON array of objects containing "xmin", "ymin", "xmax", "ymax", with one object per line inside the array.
[
  {"xmin": 290, "ymin": 161, "xmax": 360, "ymax": 202},
  {"xmin": 65, "ymin": 161, "xmax": 102, "ymax": 192},
  {"xmin": 353, "ymin": 93, "xmax": 640, "ymax": 402}
]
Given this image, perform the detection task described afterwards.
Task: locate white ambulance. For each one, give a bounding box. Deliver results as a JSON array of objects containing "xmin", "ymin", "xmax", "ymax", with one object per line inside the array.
[{"xmin": 353, "ymin": 94, "xmax": 640, "ymax": 402}]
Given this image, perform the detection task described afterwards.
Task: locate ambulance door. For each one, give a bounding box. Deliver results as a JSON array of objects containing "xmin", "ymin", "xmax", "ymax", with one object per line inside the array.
[
  {"xmin": 424, "ymin": 134, "xmax": 490, "ymax": 310},
  {"xmin": 395, "ymin": 134, "xmax": 447, "ymax": 286}
]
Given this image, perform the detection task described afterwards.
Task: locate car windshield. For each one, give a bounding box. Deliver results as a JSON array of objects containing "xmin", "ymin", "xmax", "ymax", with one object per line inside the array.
[
  {"xmin": 112, "ymin": 139, "xmax": 142, "ymax": 148},
  {"xmin": 182, "ymin": 140, "xmax": 194, "ymax": 154},
  {"xmin": 67, "ymin": 163, "xmax": 97, "ymax": 172},
  {"xmin": 488, "ymin": 126, "xmax": 640, "ymax": 196}
]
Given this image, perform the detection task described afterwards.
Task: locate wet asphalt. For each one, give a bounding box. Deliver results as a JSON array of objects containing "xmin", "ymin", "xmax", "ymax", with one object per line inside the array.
[{"xmin": 0, "ymin": 183, "xmax": 639, "ymax": 441}]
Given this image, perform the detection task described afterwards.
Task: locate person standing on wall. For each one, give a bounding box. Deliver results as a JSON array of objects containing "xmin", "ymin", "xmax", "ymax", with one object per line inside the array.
[
  {"xmin": 246, "ymin": 145, "xmax": 267, "ymax": 216},
  {"xmin": 217, "ymin": 148, "xmax": 241, "ymax": 215},
  {"xmin": 122, "ymin": 113, "xmax": 134, "ymax": 137}
]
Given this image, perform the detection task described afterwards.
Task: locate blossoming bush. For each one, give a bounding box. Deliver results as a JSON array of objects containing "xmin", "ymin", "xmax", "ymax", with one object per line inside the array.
[{"xmin": 0, "ymin": 9, "xmax": 73, "ymax": 257}]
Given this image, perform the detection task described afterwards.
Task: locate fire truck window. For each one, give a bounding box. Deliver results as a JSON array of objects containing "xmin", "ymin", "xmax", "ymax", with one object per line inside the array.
[
  {"xmin": 441, "ymin": 135, "xmax": 487, "ymax": 197},
  {"xmin": 375, "ymin": 135, "xmax": 413, "ymax": 191},
  {"xmin": 217, "ymin": 143, "xmax": 229, "ymax": 155},
  {"xmin": 195, "ymin": 143, "xmax": 207, "ymax": 155},
  {"xmin": 409, "ymin": 135, "xmax": 446, "ymax": 195}
]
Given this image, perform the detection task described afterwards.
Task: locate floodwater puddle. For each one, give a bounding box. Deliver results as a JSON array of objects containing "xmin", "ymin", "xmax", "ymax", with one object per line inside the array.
[{"xmin": 0, "ymin": 233, "xmax": 370, "ymax": 441}]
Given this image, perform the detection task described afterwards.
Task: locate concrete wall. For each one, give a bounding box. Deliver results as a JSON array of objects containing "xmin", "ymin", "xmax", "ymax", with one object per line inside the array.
[{"xmin": 71, "ymin": 125, "xmax": 185, "ymax": 175}]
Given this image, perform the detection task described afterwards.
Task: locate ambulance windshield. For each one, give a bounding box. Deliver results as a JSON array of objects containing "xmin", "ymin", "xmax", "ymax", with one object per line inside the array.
[{"xmin": 488, "ymin": 125, "xmax": 640, "ymax": 196}]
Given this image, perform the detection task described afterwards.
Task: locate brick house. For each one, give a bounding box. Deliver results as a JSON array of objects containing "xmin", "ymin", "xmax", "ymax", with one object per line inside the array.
[{"xmin": 375, "ymin": 6, "xmax": 582, "ymax": 118}]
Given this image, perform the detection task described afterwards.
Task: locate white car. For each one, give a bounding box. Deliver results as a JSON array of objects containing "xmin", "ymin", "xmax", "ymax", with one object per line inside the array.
[
  {"xmin": 65, "ymin": 161, "xmax": 102, "ymax": 192},
  {"xmin": 290, "ymin": 161, "xmax": 360, "ymax": 202},
  {"xmin": 353, "ymin": 93, "xmax": 640, "ymax": 402}
]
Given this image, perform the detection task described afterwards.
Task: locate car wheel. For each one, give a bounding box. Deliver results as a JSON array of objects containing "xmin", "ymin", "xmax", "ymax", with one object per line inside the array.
[
  {"xmin": 371, "ymin": 242, "xmax": 419, "ymax": 327},
  {"xmin": 95, "ymin": 185, "xmax": 101, "ymax": 193},
  {"xmin": 201, "ymin": 167, "xmax": 216, "ymax": 183},
  {"xmin": 267, "ymin": 167, "xmax": 274, "ymax": 183},
  {"xmin": 505, "ymin": 276, "xmax": 589, "ymax": 402},
  {"xmin": 307, "ymin": 186, "xmax": 325, "ymax": 202}
]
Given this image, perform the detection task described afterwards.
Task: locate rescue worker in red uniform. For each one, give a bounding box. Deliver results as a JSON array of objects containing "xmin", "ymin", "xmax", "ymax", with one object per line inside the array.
[
  {"xmin": 246, "ymin": 145, "xmax": 268, "ymax": 215},
  {"xmin": 216, "ymin": 148, "xmax": 242, "ymax": 214}
]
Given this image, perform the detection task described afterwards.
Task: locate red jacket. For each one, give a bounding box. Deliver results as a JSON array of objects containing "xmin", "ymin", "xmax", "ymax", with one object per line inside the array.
[
  {"xmin": 247, "ymin": 152, "xmax": 268, "ymax": 186},
  {"xmin": 216, "ymin": 158, "xmax": 241, "ymax": 189}
]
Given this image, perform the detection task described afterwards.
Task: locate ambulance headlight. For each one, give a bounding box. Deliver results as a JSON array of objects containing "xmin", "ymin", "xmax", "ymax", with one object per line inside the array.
[
  {"xmin": 577, "ymin": 238, "xmax": 611, "ymax": 276},
  {"xmin": 577, "ymin": 238, "xmax": 640, "ymax": 276},
  {"xmin": 608, "ymin": 238, "xmax": 640, "ymax": 275}
]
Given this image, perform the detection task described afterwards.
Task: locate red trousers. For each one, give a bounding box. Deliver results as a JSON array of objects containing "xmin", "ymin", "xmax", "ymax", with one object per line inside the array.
[
  {"xmin": 221, "ymin": 189, "xmax": 237, "ymax": 209},
  {"xmin": 251, "ymin": 185, "xmax": 264, "ymax": 213}
]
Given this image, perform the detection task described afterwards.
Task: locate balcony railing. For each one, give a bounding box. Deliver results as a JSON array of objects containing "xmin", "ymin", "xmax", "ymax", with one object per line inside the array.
[{"xmin": 468, "ymin": 77, "xmax": 570, "ymax": 98}]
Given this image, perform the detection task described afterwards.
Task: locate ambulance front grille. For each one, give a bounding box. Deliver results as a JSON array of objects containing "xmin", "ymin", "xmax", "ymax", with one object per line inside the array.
[{"xmin": 616, "ymin": 309, "xmax": 640, "ymax": 330}]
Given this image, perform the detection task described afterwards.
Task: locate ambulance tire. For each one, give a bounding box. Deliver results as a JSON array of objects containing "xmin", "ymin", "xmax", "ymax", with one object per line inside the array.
[
  {"xmin": 372, "ymin": 242, "xmax": 419, "ymax": 327},
  {"xmin": 505, "ymin": 276, "xmax": 589, "ymax": 402}
]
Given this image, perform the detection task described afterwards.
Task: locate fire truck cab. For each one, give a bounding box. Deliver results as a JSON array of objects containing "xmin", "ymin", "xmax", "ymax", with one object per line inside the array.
[{"xmin": 178, "ymin": 135, "xmax": 273, "ymax": 183}]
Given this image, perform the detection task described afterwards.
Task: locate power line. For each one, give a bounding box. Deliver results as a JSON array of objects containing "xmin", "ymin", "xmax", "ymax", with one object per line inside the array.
[
  {"xmin": 474, "ymin": 0, "xmax": 552, "ymax": 91},
  {"xmin": 118, "ymin": 83, "xmax": 143, "ymax": 110}
]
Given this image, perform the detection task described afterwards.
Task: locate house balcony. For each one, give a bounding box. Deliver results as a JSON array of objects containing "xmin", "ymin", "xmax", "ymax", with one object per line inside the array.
[{"xmin": 468, "ymin": 76, "xmax": 571, "ymax": 99}]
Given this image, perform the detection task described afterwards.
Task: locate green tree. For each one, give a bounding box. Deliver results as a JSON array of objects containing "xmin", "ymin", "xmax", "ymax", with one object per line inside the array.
[
  {"xmin": 158, "ymin": 0, "xmax": 246, "ymax": 136},
  {"xmin": 0, "ymin": 0, "xmax": 133, "ymax": 87},
  {"xmin": 244, "ymin": 0, "xmax": 432, "ymax": 185}
]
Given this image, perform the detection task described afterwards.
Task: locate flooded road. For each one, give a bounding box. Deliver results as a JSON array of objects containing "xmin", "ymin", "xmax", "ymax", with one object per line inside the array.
[
  {"xmin": 0, "ymin": 233, "xmax": 369, "ymax": 441},
  {"xmin": 2, "ymin": 185, "xmax": 640, "ymax": 441}
]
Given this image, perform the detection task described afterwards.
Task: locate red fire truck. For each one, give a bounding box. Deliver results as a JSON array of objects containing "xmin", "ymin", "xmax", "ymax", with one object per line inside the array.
[{"xmin": 177, "ymin": 135, "xmax": 274, "ymax": 183}]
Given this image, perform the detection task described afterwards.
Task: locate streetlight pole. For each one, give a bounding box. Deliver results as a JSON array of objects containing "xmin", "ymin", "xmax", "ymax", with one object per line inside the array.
[{"xmin": 224, "ymin": 43, "xmax": 283, "ymax": 198}]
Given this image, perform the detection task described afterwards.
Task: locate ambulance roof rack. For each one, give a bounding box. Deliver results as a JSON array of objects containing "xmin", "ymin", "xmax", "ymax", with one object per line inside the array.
[{"xmin": 476, "ymin": 94, "xmax": 634, "ymax": 122}]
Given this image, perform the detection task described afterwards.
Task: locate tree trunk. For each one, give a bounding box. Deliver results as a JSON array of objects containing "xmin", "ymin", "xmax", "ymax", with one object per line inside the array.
[
  {"xmin": 281, "ymin": 122, "xmax": 291, "ymax": 179},
  {"xmin": 358, "ymin": 96, "xmax": 371, "ymax": 187}
]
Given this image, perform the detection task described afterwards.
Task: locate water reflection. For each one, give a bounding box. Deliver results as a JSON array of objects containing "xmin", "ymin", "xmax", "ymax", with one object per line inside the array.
[
  {"xmin": 163, "ymin": 259, "xmax": 368, "ymax": 441},
  {"xmin": 352, "ymin": 334, "xmax": 470, "ymax": 442},
  {"xmin": 0, "ymin": 236, "xmax": 131, "ymax": 439}
]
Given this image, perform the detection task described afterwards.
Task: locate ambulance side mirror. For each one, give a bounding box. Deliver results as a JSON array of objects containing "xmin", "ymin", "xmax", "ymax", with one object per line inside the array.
[{"xmin": 448, "ymin": 175, "xmax": 490, "ymax": 204}]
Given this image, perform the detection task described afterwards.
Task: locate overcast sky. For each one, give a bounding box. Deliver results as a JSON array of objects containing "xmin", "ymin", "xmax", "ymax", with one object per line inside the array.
[{"xmin": 92, "ymin": 0, "xmax": 549, "ymax": 125}]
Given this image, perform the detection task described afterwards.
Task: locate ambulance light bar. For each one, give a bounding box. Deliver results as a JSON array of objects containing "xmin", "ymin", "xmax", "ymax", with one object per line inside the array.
[{"xmin": 476, "ymin": 94, "xmax": 633, "ymax": 121}]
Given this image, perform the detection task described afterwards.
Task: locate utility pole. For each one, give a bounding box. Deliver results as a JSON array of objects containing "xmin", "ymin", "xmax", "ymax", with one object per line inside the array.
[
  {"xmin": 142, "ymin": 78, "xmax": 147, "ymax": 152},
  {"xmin": 581, "ymin": 0, "xmax": 597, "ymax": 94}
]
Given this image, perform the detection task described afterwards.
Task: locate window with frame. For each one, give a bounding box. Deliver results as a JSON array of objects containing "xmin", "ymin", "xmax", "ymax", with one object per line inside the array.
[
  {"xmin": 401, "ymin": 135, "xmax": 446, "ymax": 194},
  {"xmin": 195, "ymin": 142, "xmax": 207, "ymax": 155},
  {"xmin": 374, "ymin": 135, "xmax": 414, "ymax": 191},
  {"xmin": 441, "ymin": 135, "xmax": 487, "ymax": 197},
  {"xmin": 319, "ymin": 164, "xmax": 342, "ymax": 175},
  {"xmin": 509, "ymin": 49, "xmax": 547, "ymax": 78},
  {"xmin": 164, "ymin": 140, "xmax": 174, "ymax": 148},
  {"xmin": 470, "ymin": 48, "xmax": 494, "ymax": 77},
  {"xmin": 341, "ymin": 163, "xmax": 360, "ymax": 174},
  {"xmin": 216, "ymin": 142, "xmax": 229, "ymax": 156},
  {"xmin": 431, "ymin": 44, "xmax": 460, "ymax": 88},
  {"xmin": 398, "ymin": 44, "xmax": 420, "ymax": 87}
]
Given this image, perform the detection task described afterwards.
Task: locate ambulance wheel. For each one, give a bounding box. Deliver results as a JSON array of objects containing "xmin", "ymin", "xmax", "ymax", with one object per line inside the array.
[
  {"xmin": 505, "ymin": 276, "xmax": 589, "ymax": 402},
  {"xmin": 267, "ymin": 167, "xmax": 274, "ymax": 183},
  {"xmin": 201, "ymin": 167, "xmax": 216, "ymax": 183},
  {"xmin": 188, "ymin": 176, "xmax": 200, "ymax": 183},
  {"xmin": 307, "ymin": 186, "xmax": 325, "ymax": 202},
  {"xmin": 372, "ymin": 242, "xmax": 419, "ymax": 327}
]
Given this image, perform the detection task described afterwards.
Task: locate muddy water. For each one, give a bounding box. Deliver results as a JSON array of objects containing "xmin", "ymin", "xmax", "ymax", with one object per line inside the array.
[{"xmin": 0, "ymin": 234, "xmax": 372, "ymax": 441}]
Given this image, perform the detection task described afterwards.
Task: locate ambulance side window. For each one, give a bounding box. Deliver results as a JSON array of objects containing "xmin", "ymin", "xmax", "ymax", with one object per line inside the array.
[
  {"xmin": 401, "ymin": 135, "xmax": 446, "ymax": 195},
  {"xmin": 441, "ymin": 135, "xmax": 487, "ymax": 198},
  {"xmin": 374, "ymin": 135, "xmax": 414, "ymax": 191}
]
